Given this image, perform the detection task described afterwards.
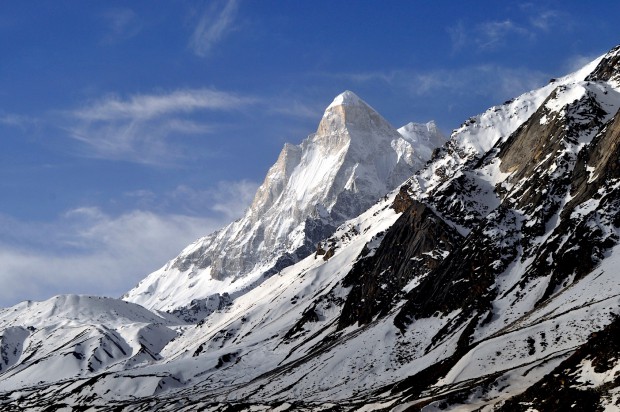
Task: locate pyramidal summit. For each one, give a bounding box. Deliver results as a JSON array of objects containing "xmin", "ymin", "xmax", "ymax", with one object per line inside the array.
[
  {"xmin": 2, "ymin": 45, "xmax": 620, "ymax": 411},
  {"xmin": 123, "ymin": 90, "xmax": 446, "ymax": 314}
]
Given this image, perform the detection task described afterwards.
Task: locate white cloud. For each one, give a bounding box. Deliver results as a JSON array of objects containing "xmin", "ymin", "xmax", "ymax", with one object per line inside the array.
[
  {"xmin": 447, "ymin": 21, "xmax": 467, "ymax": 53},
  {"xmin": 529, "ymin": 10, "xmax": 561, "ymax": 31},
  {"xmin": 203, "ymin": 180, "xmax": 258, "ymax": 220},
  {"xmin": 475, "ymin": 20, "xmax": 532, "ymax": 50},
  {"xmin": 123, "ymin": 180, "xmax": 259, "ymax": 221},
  {"xmin": 565, "ymin": 54, "xmax": 600, "ymax": 73},
  {"xmin": 0, "ymin": 177, "xmax": 260, "ymax": 307},
  {"xmin": 0, "ymin": 207, "xmax": 229, "ymax": 308},
  {"xmin": 73, "ymin": 89, "xmax": 255, "ymax": 121},
  {"xmin": 189, "ymin": 0, "xmax": 239, "ymax": 57},
  {"xmin": 65, "ymin": 88, "xmax": 256, "ymax": 164},
  {"xmin": 448, "ymin": 8, "xmax": 567, "ymax": 54},
  {"xmin": 312, "ymin": 70, "xmax": 396, "ymax": 86},
  {"xmin": 517, "ymin": 3, "xmax": 567, "ymax": 32},
  {"xmin": 410, "ymin": 65, "xmax": 548, "ymax": 101},
  {"xmin": 67, "ymin": 119, "xmax": 181, "ymax": 165},
  {"xmin": 321, "ymin": 65, "xmax": 548, "ymax": 104},
  {"xmin": 101, "ymin": 8, "xmax": 141, "ymax": 44},
  {"xmin": 0, "ymin": 111, "xmax": 37, "ymax": 129},
  {"xmin": 269, "ymin": 100, "xmax": 323, "ymax": 120}
]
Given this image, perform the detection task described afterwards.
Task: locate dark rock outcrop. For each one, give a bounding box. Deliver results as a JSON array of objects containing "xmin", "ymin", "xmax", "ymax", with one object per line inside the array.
[
  {"xmin": 394, "ymin": 206, "xmax": 519, "ymax": 330},
  {"xmin": 338, "ymin": 199, "xmax": 462, "ymax": 329},
  {"xmin": 499, "ymin": 316, "xmax": 620, "ymax": 412}
]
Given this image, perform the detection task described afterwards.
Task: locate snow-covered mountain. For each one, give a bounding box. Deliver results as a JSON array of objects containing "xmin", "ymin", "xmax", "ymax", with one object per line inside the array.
[
  {"xmin": 2, "ymin": 45, "xmax": 620, "ymax": 411},
  {"xmin": 0, "ymin": 295, "xmax": 179, "ymax": 389},
  {"xmin": 124, "ymin": 90, "xmax": 445, "ymax": 313}
]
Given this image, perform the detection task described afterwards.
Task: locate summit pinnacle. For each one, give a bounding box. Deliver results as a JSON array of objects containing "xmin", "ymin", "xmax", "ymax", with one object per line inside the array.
[{"xmin": 124, "ymin": 91, "xmax": 445, "ymax": 312}]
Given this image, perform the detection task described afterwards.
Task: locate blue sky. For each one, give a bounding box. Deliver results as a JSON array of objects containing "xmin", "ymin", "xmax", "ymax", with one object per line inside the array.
[{"xmin": 1, "ymin": 0, "xmax": 619, "ymax": 307}]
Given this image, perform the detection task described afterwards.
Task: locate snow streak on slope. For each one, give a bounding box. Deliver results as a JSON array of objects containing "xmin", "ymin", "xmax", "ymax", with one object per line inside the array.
[
  {"xmin": 124, "ymin": 91, "xmax": 445, "ymax": 313},
  {"xmin": 0, "ymin": 295, "xmax": 179, "ymax": 391},
  {"xmin": 409, "ymin": 53, "xmax": 604, "ymax": 206},
  {"xmin": 3, "ymin": 46, "xmax": 620, "ymax": 411}
]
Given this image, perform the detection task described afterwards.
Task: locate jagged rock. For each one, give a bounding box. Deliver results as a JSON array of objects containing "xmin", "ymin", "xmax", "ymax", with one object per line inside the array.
[
  {"xmin": 4, "ymin": 46, "xmax": 620, "ymax": 412},
  {"xmin": 394, "ymin": 205, "xmax": 519, "ymax": 330},
  {"xmin": 339, "ymin": 198, "xmax": 462, "ymax": 329},
  {"xmin": 499, "ymin": 316, "xmax": 620, "ymax": 411},
  {"xmin": 124, "ymin": 91, "xmax": 445, "ymax": 312},
  {"xmin": 585, "ymin": 44, "xmax": 620, "ymax": 83},
  {"xmin": 391, "ymin": 184, "xmax": 415, "ymax": 213}
]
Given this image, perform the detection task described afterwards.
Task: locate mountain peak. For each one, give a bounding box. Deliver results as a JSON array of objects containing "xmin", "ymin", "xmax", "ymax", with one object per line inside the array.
[
  {"xmin": 398, "ymin": 120, "xmax": 440, "ymax": 136},
  {"xmin": 6, "ymin": 46, "xmax": 620, "ymax": 411},
  {"xmin": 318, "ymin": 90, "xmax": 390, "ymax": 140},
  {"xmin": 326, "ymin": 90, "xmax": 366, "ymax": 109},
  {"xmin": 124, "ymin": 91, "xmax": 441, "ymax": 312}
]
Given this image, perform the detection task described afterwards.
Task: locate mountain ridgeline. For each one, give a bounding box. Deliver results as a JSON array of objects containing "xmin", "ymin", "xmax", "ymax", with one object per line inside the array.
[
  {"xmin": 2, "ymin": 45, "xmax": 620, "ymax": 411},
  {"xmin": 123, "ymin": 90, "xmax": 446, "ymax": 315}
]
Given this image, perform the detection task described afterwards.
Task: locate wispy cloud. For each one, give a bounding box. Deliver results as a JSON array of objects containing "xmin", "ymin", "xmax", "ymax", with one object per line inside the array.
[
  {"xmin": 565, "ymin": 53, "xmax": 600, "ymax": 73},
  {"xmin": 529, "ymin": 10, "xmax": 561, "ymax": 31},
  {"xmin": 171, "ymin": 180, "xmax": 258, "ymax": 220},
  {"xmin": 318, "ymin": 64, "xmax": 548, "ymax": 103},
  {"xmin": 314, "ymin": 70, "xmax": 396, "ymax": 85},
  {"xmin": 269, "ymin": 100, "xmax": 323, "ymax": 120},
  {"xmin": 448, "ymin": 7, "xmax": 565, "ymax": 53},
  {"xmin": 73, "ymin": 89, "xmax": 254, "ymax": 121},
  {"xmin": 124, "ymin": 180, "xmax": 259, "ymax": 220},
  {"xmin": 66, "ymin": 119, "xmax": 192, "ymax": 165},
  {"xmin": 0, "ymin": 178, "xmax": 259, "ymax": 307},
  {"xmin": 0, "ymin": 111, "xmax": 37, "ymax": 129},
  {"xmin": 410, "ymin": 65, "xmax": 547, "ymax": 97},
  {"xmin": 449, "ymin": 19, "xmax": 533, "ymax": 52},
  {"xmin": 189, "ymin": 0, "xmax": 240, "ymax": 57},
  {"xmin": 447, "ymin": 21, "xmax": 467, "ymax": 53},
  {"xmin": 0, "ymin": 210, "xmax": 218, "ymax": 307},
  {"xmin": 475, "ymin": 20, "xmax": 532, "ymax": 50},
  {"xmin": 65, "ymin": 88, "xmax": 256, "ymax": 164},
  {"xmin": 101, "ymin": 8, "xmax": 142, "ymax": 44}
]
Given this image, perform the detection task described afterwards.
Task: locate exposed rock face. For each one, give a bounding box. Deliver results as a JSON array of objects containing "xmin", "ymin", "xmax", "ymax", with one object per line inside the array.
[
  {"xmin": 338, "ymin": 198, "xmax": 462, "ymax": 329},
  {"xmin": 586, "ymin": 44, "xmax": 620, "ymax": 83},
  {"xmin": 169, "ymin": 293, "xmax": 232, "ymax": 324},
  {"xmin": 0, "ymin": 327, "xmax": 28, "ymax": 373},
  {"xmin": 394, "ymin": 205, "xmax": 519, "ymax": 329},
  {"xmin": 569, "ymin": 104, "xmax": 620, "ymax": 204},
  {"xmin": 4, "ymin": 46, "xmax": 620, "ymax": 412},
  {"xmin": 382, "ymin": 60, "xmax": 620, "ymax": 346},
  {"xmin": 499, "ymin": 316, "xmax": 620, "ymax": 412},
  {"xmin": 124, "ymin": 91, "xmax": 446, "ymax": 312},
  {"xmin": 491, "ymin": 78, "xmax": 620, "ymax": 304}
]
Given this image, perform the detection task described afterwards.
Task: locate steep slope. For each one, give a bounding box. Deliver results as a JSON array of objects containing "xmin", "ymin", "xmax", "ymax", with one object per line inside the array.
[
  {"xmin": 397, "ymin": 121, "xmax": 445, "ymax": 165},
  {"xmin": 124, "ymin": 91, "xmax": 445, "ymax": 313},
  {"xmin": 0, "ymin": 295, "xmax": 180, "ymax": 392},
  {"xmin": 2, "ymin": 46, "xmax": 620, "ymax": 412},
  {"xmin": 109, "ymin": 44, "xmax": 618, "ymax": 409}
]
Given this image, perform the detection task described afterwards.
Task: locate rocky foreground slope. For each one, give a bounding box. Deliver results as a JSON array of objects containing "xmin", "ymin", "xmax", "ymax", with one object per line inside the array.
[{"xmin": 2, "ymin": 46, "xmax": 620, "ymax": 411}]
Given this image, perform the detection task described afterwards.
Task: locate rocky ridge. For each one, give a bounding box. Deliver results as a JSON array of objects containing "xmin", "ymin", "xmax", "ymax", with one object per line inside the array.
[
  {"xmin": 123, "ymin": 91, "xmax": 445, "ymax": 313},
  {"xmin": 1, "ymin": 46, "xmax": 620, "ymax": 411}
]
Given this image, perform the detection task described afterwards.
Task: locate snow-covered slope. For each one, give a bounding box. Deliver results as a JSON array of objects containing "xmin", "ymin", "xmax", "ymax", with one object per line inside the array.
[
  {"xmin": 0, "ymin": 295, "xmax": 180, "ymax": 391},
  {"xmin": 3, "ymin": 45, "xmax": 620, "ymax": 411},
  {"xmin": 124, "ymin": 91, "xmax": 445, "ymax": 313},
  {"xmin": 397, "ymin": 120, "xmax": 445, "ymax": 165}
]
